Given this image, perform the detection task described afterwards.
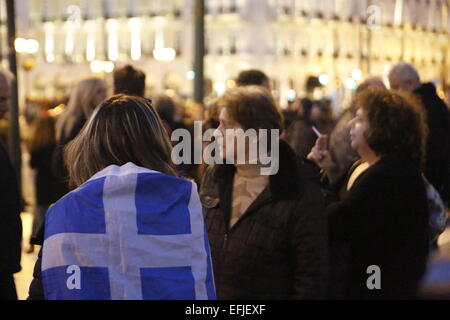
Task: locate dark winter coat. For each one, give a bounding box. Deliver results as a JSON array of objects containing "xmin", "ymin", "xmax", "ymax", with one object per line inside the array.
[
  {"xmin": 51, "ymin": 116, "xmax": 86, "ymax": 194},
  {"xmin": 200, "ymin": 141, "xmax": 328, "ymax": 299},
  {"xmin": 0, "ymin": 142, "xmax": 22, "ymax": 275},
  {"xmin": 327, "ymin": 156, "xmax": 429, "ymax": 299},
  {"xmin": 28, "ymin": 226, "xmax": 44, "ymax": 300},
  {"xmin": 30, "ymin": 145, "xmax": 67, "ymax": 205},
  {"xmin": 414, "ymin": 82, "xmax": 450, "ymax": 202}
]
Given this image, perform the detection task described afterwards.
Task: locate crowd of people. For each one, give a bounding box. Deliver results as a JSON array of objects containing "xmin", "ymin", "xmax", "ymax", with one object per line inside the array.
[{"xmin": 0, "ymin": 60, "xmax": 449, "ymax": 300}]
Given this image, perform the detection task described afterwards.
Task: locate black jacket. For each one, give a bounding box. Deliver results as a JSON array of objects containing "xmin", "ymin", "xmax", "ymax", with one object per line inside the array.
[
  {"xmin": 30, "ymin": 145, "xmax": 67, "ymax": 205},
  {"xmin": 328, "ymin": 156, "xmax": 429, "ymax": 299},
  {"xmin": 200, "ymin": 141, "xmax": 328, "ymax": 299},
  {"xmin": 0, "ymin": 143, "xmax": 22, "ymax": 274},
  {"xmin": 28, "ymin": 116, "xmax": 86, "ymax": 300},
  {"xmin": 51, "ymin": 116, "xmax": 86, "ymax": 194},
  {"xmin": 28, "ymin": 226, "xmax": 44, "ymax": 300},
  {"xmin": 414, "ymin": 83, "xmax": 450, "ymax": 202}
]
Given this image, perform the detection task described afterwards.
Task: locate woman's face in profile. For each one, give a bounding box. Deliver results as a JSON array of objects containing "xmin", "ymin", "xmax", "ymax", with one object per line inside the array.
[
  {"xmin": 215, "ymin": 108, "xmax": 242, "ymax": 162},
  {"xmin": 349, "ymin": 108, "xmax": 371, "ymax": 155}
]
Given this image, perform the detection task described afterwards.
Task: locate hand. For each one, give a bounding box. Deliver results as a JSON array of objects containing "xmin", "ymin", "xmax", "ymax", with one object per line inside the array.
[
  {"xmin": 315, "ymin": 134, "xmax": 328, "ymax": 151},
  {"xmin": 307, "ymin": 135, "xmax": 335, "ymax": 170},
  {"xmin": 307, "ymin": 134, "xmax": 328, "ymax": 163}
]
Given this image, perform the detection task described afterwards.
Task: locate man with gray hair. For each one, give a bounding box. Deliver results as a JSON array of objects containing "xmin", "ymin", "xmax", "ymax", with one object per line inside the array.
[
  {"xmin": 388, "ymin": 62, "xmax": 421, "ymax": 92},
  {"xmin": 0, "ymin": 68, "xmax": 22, "ymax": 300},
  {"xmin": 389, "ymin": 62, "xmax": 450, "ymax": 205}
]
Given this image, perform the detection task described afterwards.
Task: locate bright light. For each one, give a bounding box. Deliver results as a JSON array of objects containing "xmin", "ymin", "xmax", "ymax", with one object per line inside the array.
[
  {"xmin": 153, "ymin": 47, "xmax": 176, "ymax": 62},
  {"xmin": 90, "ymin": 60, "xmax": 104, "ymax": 73},
  {"xmin": 129, "ymin": 18, "xmax": 142, "ymax": 61},
  {"xmin": 48, "ymin": 104, "xmax": 65, "ymax": 117},
  {"xmin": 104, "ymin": 61, "xmax": 115, "ymax": 73},
  {"xmin": 131, "ymin": 36, "xmax": 141, "ymax": 60},
  {"xmin": 89, "ymin": 60, "xmax": 115, "ymax": 73},
  {"xmin": 53, "ymin": 105, "xmax": 64, "ymax": 115},
  {"xmin": 286, "ymin": 89, "xmax": 297, "ymax": 102},
  {"xmin": 106, "ymin": 20, "xmax": 119, "ymax": 61},
  {"xmin": 154, "ymin": 28, "xmax": 165, "ymax": 50},
  {"xmin": 128, "ymin": 17, "xmax": 142, "ymax": 29},
  {"xmin": 15, "ymin": 38, "xmax": 39, "ymax": 54},
  {"xmin": 27, "ymin": 39, "xmax": 39, "ymax": 54},
  {"xmin": 394, "ymin": 0, "xmax": 404, "ymax": 27},
  {"xmin": 65, "ymin": 28, "xmax": 75, "ymax": 56},
  {"xmin": 227, "ymin": 80, "xmax": 236, "ymax": 88},
  {"xmin": 15, "ymin": 38, "xmax": 27, "ymax": 53},
  {"xmin": 186, "ymin": 71, "xmax": 195, "ymax": 80},
  {"xmin": 319, "ymin": 74, "xmax": 330, "ymax": 86},
  {"xmin": 46, "ymin": 53, "xmax": 55, "ymax": 63},
  {"xmin": 214, "ymin": 81, "xmax": 227, "ymax": 96},
  {"xmin": 351, "ymin": 68, "xmax": 363, "ymax": 81},
  {"xmin": 86, "ymin": 33, "xmax": 96, "ymax": 62},
  {"xmin": 44, "ymin": 22, "xmax": 55, "ymax": 60},
  {"xmin": 105, "ymin": 19, "xmax": 118, "ymax": 29},
  {"xmin": 345, "ymin": 77, "xmax": 357, "ymax": 90},
  {"xmin": 108, "ymin": 40, "xmax": 119, "ymax": 61}
]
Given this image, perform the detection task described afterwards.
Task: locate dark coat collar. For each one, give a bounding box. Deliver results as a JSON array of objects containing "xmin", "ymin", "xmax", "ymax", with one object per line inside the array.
[{"xmin": 414, "ymin": 82, "xmax": 437, "ymax": 97}]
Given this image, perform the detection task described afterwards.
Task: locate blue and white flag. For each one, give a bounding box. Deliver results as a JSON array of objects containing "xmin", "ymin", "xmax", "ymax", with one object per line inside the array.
[{"xmin": 42, "ymin": 162, "xmax": 216, "ymax": 300}]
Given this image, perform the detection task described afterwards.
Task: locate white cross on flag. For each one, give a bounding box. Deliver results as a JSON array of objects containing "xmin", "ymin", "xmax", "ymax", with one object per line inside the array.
[{"xmin": 42, "ymin": 162, "xmax": 216, "ymax": 300}]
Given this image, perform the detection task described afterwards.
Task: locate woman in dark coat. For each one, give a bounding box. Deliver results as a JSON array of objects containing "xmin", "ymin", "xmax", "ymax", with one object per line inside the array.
[
  {"xmin": 0, "ymin": 140, "xmax": 22, "ymax": 300},
  {"xmin": 200, "ymin": 86, "xmax": 328, "ymax": 299},
  {"xmin": 309, "ymin": 87, "xmax": 430, "ymax": 299},
  {"xmin": 27, "ymin": 114, "xmax": 66, "ymax": 253},
  {"xmin": 52, "ymin": 78, "xmax": 107, "ymax": 192}
]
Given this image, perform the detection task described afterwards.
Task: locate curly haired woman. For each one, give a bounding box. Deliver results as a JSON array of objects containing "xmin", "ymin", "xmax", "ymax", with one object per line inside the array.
[{"xmin": 312, "ymin": 87, "xmax": 430, "ymax": 299}]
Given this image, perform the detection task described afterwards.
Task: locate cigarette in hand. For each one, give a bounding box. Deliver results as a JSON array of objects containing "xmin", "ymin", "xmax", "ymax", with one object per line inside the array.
[{"xmin": 312, "ymin": 126, "xmax": 321, "ymax": 137}]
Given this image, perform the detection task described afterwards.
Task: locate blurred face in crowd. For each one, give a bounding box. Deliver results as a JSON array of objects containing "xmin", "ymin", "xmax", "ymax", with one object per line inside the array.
[
  {"xmin": 310, "ymin": 104, "xmax": 322, "ymax": 122},
  {"xmin": 216, "ymin": 108, "xmax": 243, "ymax": 162},
  {"xmin": 0, "ymin": 74, "xmax": 11, "ymax": 120},
  {"xmin": 388, "ymin": 74, "xmax": 418, "ymax": 92},
  {"xmin": 215, "ymin": 107, "xmax": 260, "ymax": 164},
  {"xmin": 91, "ymin": 81, "xmax": 108, "ymax": 107},
  {"xmin": 349, "ymin": 108, "xmax": 372, "ymax": 157}
]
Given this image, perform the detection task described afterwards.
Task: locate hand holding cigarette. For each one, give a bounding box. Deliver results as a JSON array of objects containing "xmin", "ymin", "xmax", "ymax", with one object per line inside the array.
[
  {"xmin": 312, "ymin": 126, "xmax": 321, "ymax": 137},
  {"xmin": 307, "ymin": 130, "xmax": 334, "ymax": 170}
]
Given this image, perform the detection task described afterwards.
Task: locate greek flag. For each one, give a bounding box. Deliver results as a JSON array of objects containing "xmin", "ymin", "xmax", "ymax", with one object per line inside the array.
[{"xmin": 42, "ymin": 162, "xmax": 216, "ymax": 300}]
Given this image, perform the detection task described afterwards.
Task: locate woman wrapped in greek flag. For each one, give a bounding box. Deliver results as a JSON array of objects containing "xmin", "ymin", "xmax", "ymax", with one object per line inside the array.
[{"xmin": 32, "ymin": 95, "xmax": 215, "ymax": 300}]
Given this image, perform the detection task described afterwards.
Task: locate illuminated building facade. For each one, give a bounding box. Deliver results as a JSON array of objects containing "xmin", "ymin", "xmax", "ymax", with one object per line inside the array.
[{"xmin": 1, "ymin": 0, "xmax": 449, "ymax": 108}]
